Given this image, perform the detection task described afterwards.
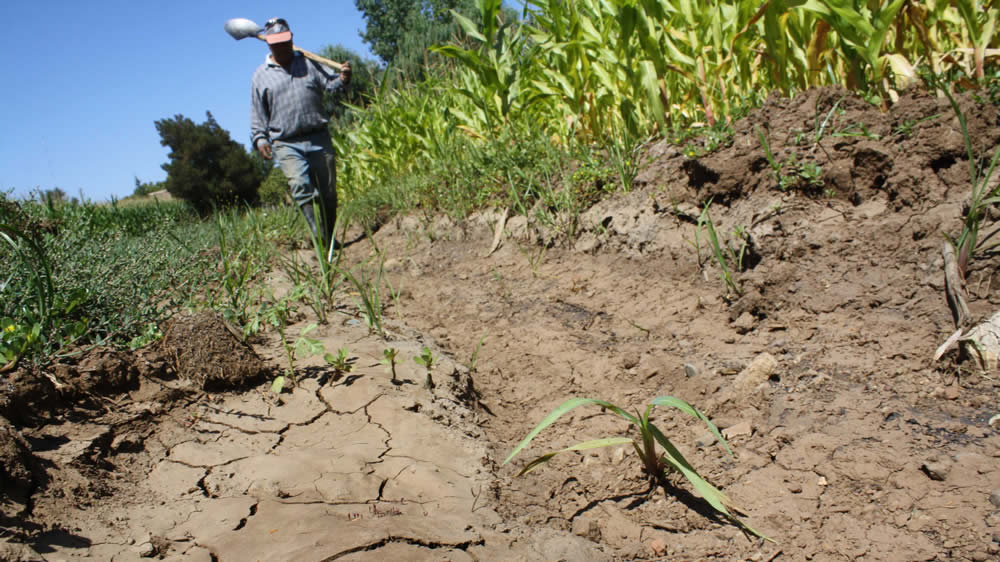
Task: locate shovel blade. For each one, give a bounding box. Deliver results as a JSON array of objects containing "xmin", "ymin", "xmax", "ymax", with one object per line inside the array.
[{"xmin": 224, "ymin": 18, "xmax": 262, "ymax": 40}]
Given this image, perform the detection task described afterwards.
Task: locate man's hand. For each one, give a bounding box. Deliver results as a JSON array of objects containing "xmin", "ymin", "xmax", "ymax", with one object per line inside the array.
[
  {"xmin": 340, "ymin": 60, "xmax": 352, "ymax": 85},
  {"xmin": 257, "ymin": 140, "xmax": 273, "ymax": 160}
]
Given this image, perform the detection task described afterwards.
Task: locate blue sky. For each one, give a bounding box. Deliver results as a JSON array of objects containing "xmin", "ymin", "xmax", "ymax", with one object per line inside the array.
[{"xmin": 2, "ymin": 1, "xmax": 373, "ymax": 202}]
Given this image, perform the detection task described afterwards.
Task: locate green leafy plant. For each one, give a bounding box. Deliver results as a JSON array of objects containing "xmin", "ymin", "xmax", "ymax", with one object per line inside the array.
[
  {"xmin": 0, "ymin": 223, "xmax": 52, "ymax": 371},
  {"xmin": 257, "ymin": 290, "xmax": 324, "ymax": 394},
  {"xmin": 381, "ymin": 347, "xmax": 399, "ymax": 383},
  {"xmin": 504, "ymin": 396, "xmax": 767, "ymax": 539},
  {"xmin": 414, "ymin": 346, "xmax": 436, "ymax": 390},
  {"xmin": 324, "ymin": 347, "xmax": 353, "ymax": 375}
]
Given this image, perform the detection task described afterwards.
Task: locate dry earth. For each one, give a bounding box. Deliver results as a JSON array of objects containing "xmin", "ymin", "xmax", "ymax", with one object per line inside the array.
[{"xmin": 2, "ymin": 87, "xmax": 1000, "ymax": 561}]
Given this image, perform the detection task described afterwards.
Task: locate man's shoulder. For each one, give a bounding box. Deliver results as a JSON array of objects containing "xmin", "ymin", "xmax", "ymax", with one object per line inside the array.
[{"xmin": 251, "ymin": 62, "xmax": 275, "ymax": 83}]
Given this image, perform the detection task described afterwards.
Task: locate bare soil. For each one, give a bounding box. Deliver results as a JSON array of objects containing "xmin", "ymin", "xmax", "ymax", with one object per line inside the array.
[{"xmin": 2, "ymin": 87, "xmax": 1000, "ymax": 561}]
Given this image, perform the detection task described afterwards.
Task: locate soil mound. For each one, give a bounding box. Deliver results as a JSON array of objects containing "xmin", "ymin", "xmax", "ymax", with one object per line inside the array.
[
  {"xmin": 0, "ymin": 418, "xmax": 34, "ymax": 523},
  {"xmin": 158, "ymin": 311, "xmax": 269, "ymax": 391},
  {"xmin": 664, "ymin": 86, "xmax": 1000, "ymax": 209}
]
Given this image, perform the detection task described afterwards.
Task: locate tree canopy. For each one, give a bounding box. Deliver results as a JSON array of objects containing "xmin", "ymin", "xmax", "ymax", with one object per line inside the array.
[
  {"xmin": 355, "ymin": 0, "xmax": 478, "ymax": 79},
  {"xmin": 155, "ymin": 112, "xmax": 264, "ymax": 212}
]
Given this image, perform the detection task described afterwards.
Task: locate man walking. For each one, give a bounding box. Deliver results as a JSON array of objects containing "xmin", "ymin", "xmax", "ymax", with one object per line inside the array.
[{"xmin": 250, "ymin": 18, "xmax": 351, "ymax": 253}]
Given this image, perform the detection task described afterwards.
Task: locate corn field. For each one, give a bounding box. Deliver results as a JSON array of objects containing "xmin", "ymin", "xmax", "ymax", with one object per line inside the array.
[{"xmin": 335, "ymin": 0, "xmax": 998, "ymax": 205}]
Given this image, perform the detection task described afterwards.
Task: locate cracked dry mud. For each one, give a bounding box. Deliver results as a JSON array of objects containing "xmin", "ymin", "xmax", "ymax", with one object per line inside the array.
[{"xmin": 4, "ymin": 87, "xmax": 1000, "ymax": 561}]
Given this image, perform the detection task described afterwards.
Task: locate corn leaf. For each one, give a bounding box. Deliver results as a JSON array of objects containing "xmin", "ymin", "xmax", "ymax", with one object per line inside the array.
[{"xmin": 516, "ymin": 437, "xmax": 634, "ymax": 476}]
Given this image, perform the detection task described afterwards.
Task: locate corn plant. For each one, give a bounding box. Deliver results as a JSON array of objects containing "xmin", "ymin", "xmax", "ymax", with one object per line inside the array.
[
  {"xmin": 696, "ymin": 201, "xmax": 742, "ymax": 297},
  {"xmin": 504, "ymin": 396, "xmax": 768, "ymax": 539},
  {"xmin": 931, "ymin": 75, "xmax": 1000, "ymax": 277},
  {"xmin": 337, "ymin": 253, "xmax": 389, "ymax": 335}
]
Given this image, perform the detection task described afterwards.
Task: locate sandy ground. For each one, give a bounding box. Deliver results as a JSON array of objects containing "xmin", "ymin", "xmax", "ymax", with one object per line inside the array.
[{"xmin": 3, "ymin": 86, "xmax": 1000, "ymax": 561}]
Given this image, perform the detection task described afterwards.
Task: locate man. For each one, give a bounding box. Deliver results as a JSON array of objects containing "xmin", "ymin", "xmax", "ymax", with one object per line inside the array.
[{"xmin": 250, "ymin": 18, "xmax": 351, "ymax": 253}]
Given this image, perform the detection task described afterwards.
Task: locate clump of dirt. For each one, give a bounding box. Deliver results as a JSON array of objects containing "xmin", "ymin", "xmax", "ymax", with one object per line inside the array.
[
  {"xmin": 0, "ymin": 349, "xmax": 153, "ymax": 427},
  {"xmin": 671, "ymin": 86, "xmax": 1000, "ymax": 209},
  {"xmin": 157, "ymin": 311, "xmax": 269, "ymax": 391},
  {"xmin": 0, "ymin": 417, "xmax": 35, "ymax": 524}
]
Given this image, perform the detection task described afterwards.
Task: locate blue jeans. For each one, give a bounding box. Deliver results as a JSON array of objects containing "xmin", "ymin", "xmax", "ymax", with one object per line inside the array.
[{"xmin": 273, "ymin": 130, "xmax": 337, "ymax": 243}]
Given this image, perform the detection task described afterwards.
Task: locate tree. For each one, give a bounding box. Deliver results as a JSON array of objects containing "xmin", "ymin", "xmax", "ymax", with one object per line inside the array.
[
  {"xmin": 155, "ymin": 112, "xmax": 264, "ymax": 212},
  {"xmin": 355, "ymin": 0, "xmax": 478, "ymax": 78},
  {"xmin": 133, "ymin": 177, "xmax": 164, "ymax": 197}
]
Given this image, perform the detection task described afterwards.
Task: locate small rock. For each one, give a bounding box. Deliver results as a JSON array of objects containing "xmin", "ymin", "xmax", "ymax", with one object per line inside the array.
[
  {"xmin": 817, "ymin": 476, "xmax": 828, "ymax": 487},
  {"xmin": 921, "ymin": 460, "xmax": 951, "ymax": 481},
  {"xmin": 612, "ymin": 447, "xmax": 627, "ymax": 464},
  {"xmin": 788, "ymin": 483, "xmax": 803, "ymax": 494},
  {"xmin": 989, "ymin": 414, "xmax": 1000, "ymax": 430},
  {"xmin": 722, "ymin": 421, "xmax": 752, "ymax": 439},
  {"xmin": 133, "ymin": 542, "xmax": 156, "ymax": 558},
  {"xmin": 648, "ymin": 538, "xmax": 668, "ymax": 557},
  {"xmin": 931, "ymin": 384, "xmax": 960, "ymax": 400},
  {"xmin": 571, "ymin": 516, "xmax": 601, "ymax": 542},
  {"xmin": 732, "ymin": 311, "xmax": 756, "ymax": 334},
  {"xmin": 695, "ymin": 432, "xmax": 717, "ymax": 448},
  {"xmin": 683, "ymin": 363, "xmax": 698, "ymax": 377},
  {"xmin": 732, "ymin": 353, "xmax": 778, "ymax": 391},
  {"xmin": 990, "ymin": 490, "xmax": 1000, "ymax": 508},
  {"xmin": 621, "ymin": 354, "xmax": 640, "ymax": 370}
]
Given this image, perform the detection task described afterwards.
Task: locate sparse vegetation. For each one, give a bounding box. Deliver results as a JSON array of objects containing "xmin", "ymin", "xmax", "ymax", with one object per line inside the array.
[{"xmin": 504, "ymin": 396, "xmax": 768, "ymax": 539}]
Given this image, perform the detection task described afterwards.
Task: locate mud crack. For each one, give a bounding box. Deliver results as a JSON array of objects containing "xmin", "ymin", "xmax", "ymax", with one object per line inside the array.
[{"xmin": 319, "ymin": 536, "xmax": 486, "ymax": 561}]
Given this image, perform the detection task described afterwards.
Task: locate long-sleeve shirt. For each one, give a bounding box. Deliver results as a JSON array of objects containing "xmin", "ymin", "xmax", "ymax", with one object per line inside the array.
[{"xmin": 250, "ymin": 52, "xmax": 346, "ymax": 148}]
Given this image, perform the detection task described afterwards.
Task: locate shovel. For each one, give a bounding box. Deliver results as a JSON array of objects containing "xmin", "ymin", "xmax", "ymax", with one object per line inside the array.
[{"xmin": 224, "ymin": 18, "xmax": 344, "ymax": 71}]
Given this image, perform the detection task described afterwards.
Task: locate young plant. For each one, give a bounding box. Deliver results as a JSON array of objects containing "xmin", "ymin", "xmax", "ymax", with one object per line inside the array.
[
  {"xmin": 324, "ymin": 347, "xmax": 353, "ymax": 375},
  {"xmin": 466, "ymin": 331, "xmax": 489, "ymax": 372},
  {"xmin": 697, "ymin": 201, "xmax": 742, "ymax": 297},
  {"xmin": 931, "ymin": 76, "xmax": 1000, "ymax": 277},
  {"xmin": 271, "ymin": 323, "xmax": 326, "ymax": 394},
  {"xmin": 414, "ymin": 346, "xmax": 435, "ymax": 390},
  {"xmin": 381, "ymin": 347, "xmax": 399, "ymax": 383},
  {"xmin": 504, "ymin": 396, "xmax": 767, "ymax": 540},
  {"xmin": 337, "ymin": 253, "xmax": 389, "ymax": 335},
  {"xmin": 756, "ymin": 125, "xmax": 785, "ymax": 189}
]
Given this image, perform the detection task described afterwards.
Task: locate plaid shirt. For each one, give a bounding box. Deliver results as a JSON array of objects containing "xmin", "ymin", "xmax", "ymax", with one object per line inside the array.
[{"xmin": 250, "ymin": 52, "xmax": 346, "ymax": 148}]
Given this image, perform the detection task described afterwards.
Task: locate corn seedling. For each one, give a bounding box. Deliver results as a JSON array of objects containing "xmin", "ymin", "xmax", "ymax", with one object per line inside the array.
[
  {"xmin": 466, "ymin": 331, "xmax": 489, "ymax": 372},
  {"xmin": 756, "ymin": 126, "xmax": 787, "ymax": 190},
  {"xmin": 932, "ymin": 75, "xmax": 1000, "ymax": 276},
  {"xmin": 337, "ymin": 253, "xmax": 389, "ymax": 335},
  {"xmin": 697, "ymin": 201, "xmax": 742, "ymax": 297},
  {"xmin": 504, "ymin": 396, "xmax": 768, "ymax": 540}
]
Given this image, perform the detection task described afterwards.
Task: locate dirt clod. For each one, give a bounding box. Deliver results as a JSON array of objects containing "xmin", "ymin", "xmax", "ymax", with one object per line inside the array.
[{"xmin": 158, "ymin": 311, "xmax": 269, "ymax": 391}]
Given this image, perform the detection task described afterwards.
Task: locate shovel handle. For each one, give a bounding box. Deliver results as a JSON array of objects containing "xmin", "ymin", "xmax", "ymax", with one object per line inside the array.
[
  {"xmin": 249, "ymin": 33, "xmax": 343, "ymax": 71},
  {"xmin": 293, "ymin": 46, "xmax": 344, "ymax": 71}
]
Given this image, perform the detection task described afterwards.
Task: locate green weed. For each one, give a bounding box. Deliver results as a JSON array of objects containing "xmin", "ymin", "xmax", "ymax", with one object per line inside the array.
[
  {"xmin": 414, "ymin": 346, "xmax": 436, "ymax": 390},
  {"xmin": 381, "ymin": 347, "xmax": 400, "ymax": 383},
  {"xmin": 325, "ymin": 347, "xmax": 353, "ymax": 375}
]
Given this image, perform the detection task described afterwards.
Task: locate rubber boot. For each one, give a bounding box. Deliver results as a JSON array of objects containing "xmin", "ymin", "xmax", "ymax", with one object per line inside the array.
[{"xmin": 300, "ymin": 202, "xmax": 324, "ymax": 247}]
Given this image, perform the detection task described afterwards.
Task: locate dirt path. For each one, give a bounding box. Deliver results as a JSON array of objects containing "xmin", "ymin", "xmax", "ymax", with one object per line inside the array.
[{"xmin": 3, "ymin": 87, "xmax": 1000, "ymax": 561}]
